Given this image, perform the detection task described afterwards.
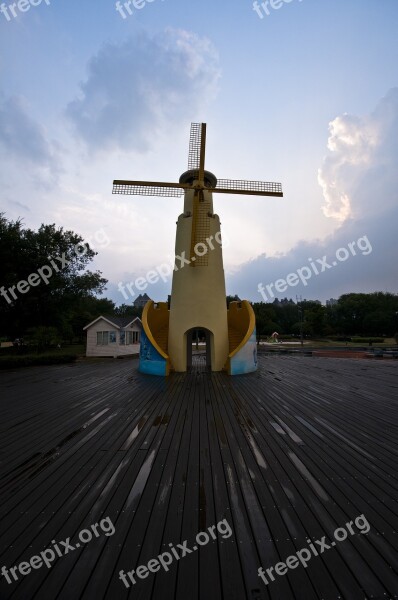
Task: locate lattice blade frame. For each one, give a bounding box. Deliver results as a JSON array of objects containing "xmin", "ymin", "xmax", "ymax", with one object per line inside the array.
[
  {"xmin": 198, "ymin": 123, "xmax": 206, "ymax": 185},
  {"xmin": 188, "ymin": 123, "xmax": 202, "ymax": 170},
  {"xmin": 214, "ymin": 179, "xmax": 283, "ymax": 196},
  {"xmin": 113, "ymin": 181, "xmax": 186, "ymax": 197}
]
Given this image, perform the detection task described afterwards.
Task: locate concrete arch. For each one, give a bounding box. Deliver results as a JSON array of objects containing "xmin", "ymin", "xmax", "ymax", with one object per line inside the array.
[{"xmin": 185, "ymin": 327, "xmax": 213, "ymax": 372}]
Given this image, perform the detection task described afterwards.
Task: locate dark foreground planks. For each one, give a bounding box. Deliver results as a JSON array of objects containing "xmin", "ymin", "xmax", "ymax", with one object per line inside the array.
[{"xmin": 0, "ymin": 356, "xmax": 397, "ymax": 600}]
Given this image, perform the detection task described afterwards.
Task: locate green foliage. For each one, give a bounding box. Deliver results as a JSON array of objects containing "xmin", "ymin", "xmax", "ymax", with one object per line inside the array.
[
  {"xmin": 0, "ymin": 214, "xmax": 109, "ymax": 342},
  {"xmin": 114, "ymin": 303, "xmax": 143, "ymax": 319},
  {"xmin": 333, "ymin": 292, "xmax": 398, "ymax": 336},
  {"xmin": 69, "ymin": 296, "xmax": 116, "ymax": 342},
  {"xmin": 25, "ymin": 326, "xmax": 61, "ymax": 352},
  {"xmin": 251, "ymin": 292, "xmax": 398, "ymax": 338},
  {"xmin": 351, "ymin": 337, "xmax": 384, "ymax": 343}
]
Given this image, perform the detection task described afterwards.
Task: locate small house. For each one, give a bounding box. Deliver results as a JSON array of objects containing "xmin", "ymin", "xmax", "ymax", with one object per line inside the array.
[
  {"xmin": 133, "ymin": 293, "xmax": 151, "ymax": 308},
  {"xmin": 84, "ymin": 315, "xmax": 142, "ymax": 357}
]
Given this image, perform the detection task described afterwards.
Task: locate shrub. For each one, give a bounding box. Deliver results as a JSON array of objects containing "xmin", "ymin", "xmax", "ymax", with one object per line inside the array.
[{"xmin": 351, "ymin": 337, "xmax": 384, "ymax": 344}]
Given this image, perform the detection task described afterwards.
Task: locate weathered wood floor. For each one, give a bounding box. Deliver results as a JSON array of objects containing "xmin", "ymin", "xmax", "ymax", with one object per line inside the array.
[{"xmin": 0, "ymin": 356, "xmax": 397, "ymax": 600}]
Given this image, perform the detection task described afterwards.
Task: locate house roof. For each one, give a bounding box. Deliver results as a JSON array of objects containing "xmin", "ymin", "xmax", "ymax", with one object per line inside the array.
[
  {"xmin": 83, "ymin": 315, "xmax": 142, "ymax": 331},
  {"xmin": 133, "ymin": 293, "xmax": 151, "ymax": 305}
]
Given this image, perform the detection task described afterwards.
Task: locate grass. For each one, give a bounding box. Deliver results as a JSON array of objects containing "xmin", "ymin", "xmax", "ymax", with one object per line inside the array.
[
  {"xmin": 0, "ymin": 344, "xmax": 85, "ymax": 369},
  {"xmin": 261, "ymin": 337, "xmax": 397, "ymax": 348},
  {"xmin": 0, "ymin": 353, "xmax": 78, "ymax": 370}
]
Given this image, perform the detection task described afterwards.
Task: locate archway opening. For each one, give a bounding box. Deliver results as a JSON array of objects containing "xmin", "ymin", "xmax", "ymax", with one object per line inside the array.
[{"xmin": 186, "ymin": 328, "xmax": 212, "ymax": 373}]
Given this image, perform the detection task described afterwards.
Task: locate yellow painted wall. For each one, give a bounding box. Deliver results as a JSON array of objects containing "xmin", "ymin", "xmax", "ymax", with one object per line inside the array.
[{"xmin": 168, "ymin": 186, "xmax": 229, "ymax": 371}]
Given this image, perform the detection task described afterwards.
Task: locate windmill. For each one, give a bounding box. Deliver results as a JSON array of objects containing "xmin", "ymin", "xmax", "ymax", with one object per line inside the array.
[
  {"xmin": 113, "ymin": 123, "xmax": 283, "ymax": 375},
  {"xmin": 113, "ymin": 123, "xmax": 282, "ymax": 265}
]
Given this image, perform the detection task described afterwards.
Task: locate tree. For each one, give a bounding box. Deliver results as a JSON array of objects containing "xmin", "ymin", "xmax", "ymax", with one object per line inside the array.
[
  {"xmin": 301, "ymin": 301, "xmax": 326, "ymax": 337},
  {"xmin": 0, "ymin": 214, "xmax": 108, "ymax": 340},
  {"xmin": 252, "ymin": 302, "xmax": 280, "ymax": 336},
  {"xmin": 114, "ymin": 303, "xmax": 143, "ymax": 319},
  {"xmin": 69, "ymin": 296, "xmax": 116, "ymax": 342},
  {"xmin": 271, "ymin": 299, "xmax": 297, "ymax": 334},
  {"xmin": 335, "ymin": 293, "xmax": 398, "ymax": 336}
]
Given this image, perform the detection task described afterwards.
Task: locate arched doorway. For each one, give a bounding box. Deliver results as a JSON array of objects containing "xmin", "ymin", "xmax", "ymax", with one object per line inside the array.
[{"xmin": 186, "ymin": 328, "xmax": 212, "ymax": 373}]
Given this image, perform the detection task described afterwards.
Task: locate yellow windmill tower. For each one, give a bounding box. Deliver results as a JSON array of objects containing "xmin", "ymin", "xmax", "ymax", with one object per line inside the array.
[{"xmin": 113, "ymin": 123, "xmax": 282, "ymax": 375}]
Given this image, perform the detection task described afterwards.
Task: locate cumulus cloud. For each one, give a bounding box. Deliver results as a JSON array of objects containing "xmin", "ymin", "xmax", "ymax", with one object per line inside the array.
[
  {"xmin": 318, "ymin": 88, "xmax": 398, "ymax": 221},
  {"xmin": 66, "ymin": 29, "xmax": 220, "ymax": 152},
  {"xmin": 227, "ymin": 89, "xmax": 398, "ymax": 302}
]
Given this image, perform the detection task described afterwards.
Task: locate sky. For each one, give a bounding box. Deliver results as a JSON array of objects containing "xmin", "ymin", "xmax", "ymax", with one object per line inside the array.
[{"xmin": 1, "ymin": 0, "xmax": 397, "ymax": 305}]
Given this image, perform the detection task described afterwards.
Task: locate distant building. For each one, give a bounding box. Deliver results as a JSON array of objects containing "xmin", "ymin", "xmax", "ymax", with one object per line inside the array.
[
  {"xmin": 133, "ymin": 293, "xmax": 151, "ymax": 308},
  {"xmin": 326, "ymin": 298, "xmax": 338, "ymax": 307},
  {"xmin": 84, "ymin": 315, "xmax": 142, "ymax": 357}
]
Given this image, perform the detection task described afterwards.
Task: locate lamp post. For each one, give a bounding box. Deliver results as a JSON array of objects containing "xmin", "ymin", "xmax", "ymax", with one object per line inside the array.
[{"xmin": 296, "ymin": 295, "xmax": 304, "ymax": 353}]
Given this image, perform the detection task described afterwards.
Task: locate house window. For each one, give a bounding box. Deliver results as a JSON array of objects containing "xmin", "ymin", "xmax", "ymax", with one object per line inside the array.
[
  {"xmin": 125, "ymin": 330, "xmax": 140, "ymax": 345},
  {"xmin": 120, "ymin": 331, "xmax": 126, "ymax": 345},
  {"xmin": 96, "ymin": 331, "xmax": 116, "ymax": 345},
  {"xmin": 97, "ymin": 331, "xmax": 108, "ymax": 345}
]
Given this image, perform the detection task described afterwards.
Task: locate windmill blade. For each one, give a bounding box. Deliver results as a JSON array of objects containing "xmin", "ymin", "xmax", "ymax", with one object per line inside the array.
[
  {"xmin": 113, "ymin": 180, "xmax": 187, "ymax": 197},
  {"xmin": 198, "ymin": 123, "xmax": 206, "ymax": 185},
  {"xmin": 188, "ymin": 123, "xmax": 203, "ymax": 170},
  {"xmin": 212, "ymin": 178, "xmax": 283, "ymax": 197}
]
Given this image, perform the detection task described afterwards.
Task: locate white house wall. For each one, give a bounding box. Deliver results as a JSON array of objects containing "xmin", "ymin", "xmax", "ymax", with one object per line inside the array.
[{"xmin": 85, "ymin": 318, "xmax": 141, "ymax": 357}]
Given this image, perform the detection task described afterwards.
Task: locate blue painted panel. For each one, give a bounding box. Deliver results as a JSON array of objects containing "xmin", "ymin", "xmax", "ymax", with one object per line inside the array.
[
  {"xmin": 230, "ymin": 329, "xmax": 258, "ymax": 375},
  {"xmin": 139, "ymin": 330, "xmax": 167, "ymax": 376}
]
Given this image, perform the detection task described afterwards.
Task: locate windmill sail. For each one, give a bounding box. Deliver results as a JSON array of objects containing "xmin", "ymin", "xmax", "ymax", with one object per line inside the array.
[
  {"xmin": 188, "ymin": 123, "xmax": 202, "ymax": 170},
  {"xmin": 112, "ymin": 181, "xmax": 185, "ymax": 197},
  {"xmin": 215, "ymin": 179, "xmax": 283, "ymax": 196}
]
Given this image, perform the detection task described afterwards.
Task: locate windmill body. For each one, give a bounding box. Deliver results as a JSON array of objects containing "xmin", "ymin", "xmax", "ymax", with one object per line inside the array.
[
  {"xmin": 113, "ymin": 123, "xmax": 283, "ymax": 375},
  {"xmin": 168, "ymin": 169, "xmax": 229, "ymax": 372}
]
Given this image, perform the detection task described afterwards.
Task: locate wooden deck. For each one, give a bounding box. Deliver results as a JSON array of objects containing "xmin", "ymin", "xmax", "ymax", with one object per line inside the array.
[{"xmin": 0, "ymin": 356, "xmax": 397, "ymax": 600}]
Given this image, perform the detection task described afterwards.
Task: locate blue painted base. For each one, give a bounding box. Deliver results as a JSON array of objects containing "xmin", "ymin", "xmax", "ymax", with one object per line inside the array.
[
  {"xmin": 230, "ymin": 330, "xmax": 258, "ymax": 375},
  {"xmin": 139, "ymin": 330, "xmax": 168, "ymax": 376}
]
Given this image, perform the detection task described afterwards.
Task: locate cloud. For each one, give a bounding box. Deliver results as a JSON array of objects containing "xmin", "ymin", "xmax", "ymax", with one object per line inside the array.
[
  {"xmin": 0, "ymin": 95, "xmax": 57, "ymax": 166},
  {"xmin": 0, "ymin": 94, "xmax": 61, "ymax": 187},
  {"xmin": 226, "ymin": 89, "xmax": 398, "ymax": 302},
  {"xmin": 66, "ymin": 29, "xmax": 220, "ymax": 152},
  {"xmin": 318, "ymin": 88, "xmax": 398, "ymax": 221}
]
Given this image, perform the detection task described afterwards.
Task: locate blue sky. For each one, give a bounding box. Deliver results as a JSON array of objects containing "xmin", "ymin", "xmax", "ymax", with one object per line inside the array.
[{"xmin": 1, "ymin": 0, "xmax": 397, "ymax": 305}]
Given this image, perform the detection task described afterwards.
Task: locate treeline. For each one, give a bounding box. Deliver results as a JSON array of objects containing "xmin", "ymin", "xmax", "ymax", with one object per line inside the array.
[
  {"xmin": 0, "ymin": 215, "xmax": 146, "ymax": 347},
  {"xmin": 0, "ymin": 214, "xmax": 111, "ymax": 346},
  {"xmin": 1, "ymin": 216, "xmax": 397, "ymax": 347},
  {"xmin": 251, "ymin": 294, "xmax": 398, "ymax": 338}
]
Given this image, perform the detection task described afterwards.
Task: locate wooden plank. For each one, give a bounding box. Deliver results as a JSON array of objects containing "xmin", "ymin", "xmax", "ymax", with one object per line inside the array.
[{"xmin": 0, "ymin": 356, "xmax": 397, "ymax": 600}]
